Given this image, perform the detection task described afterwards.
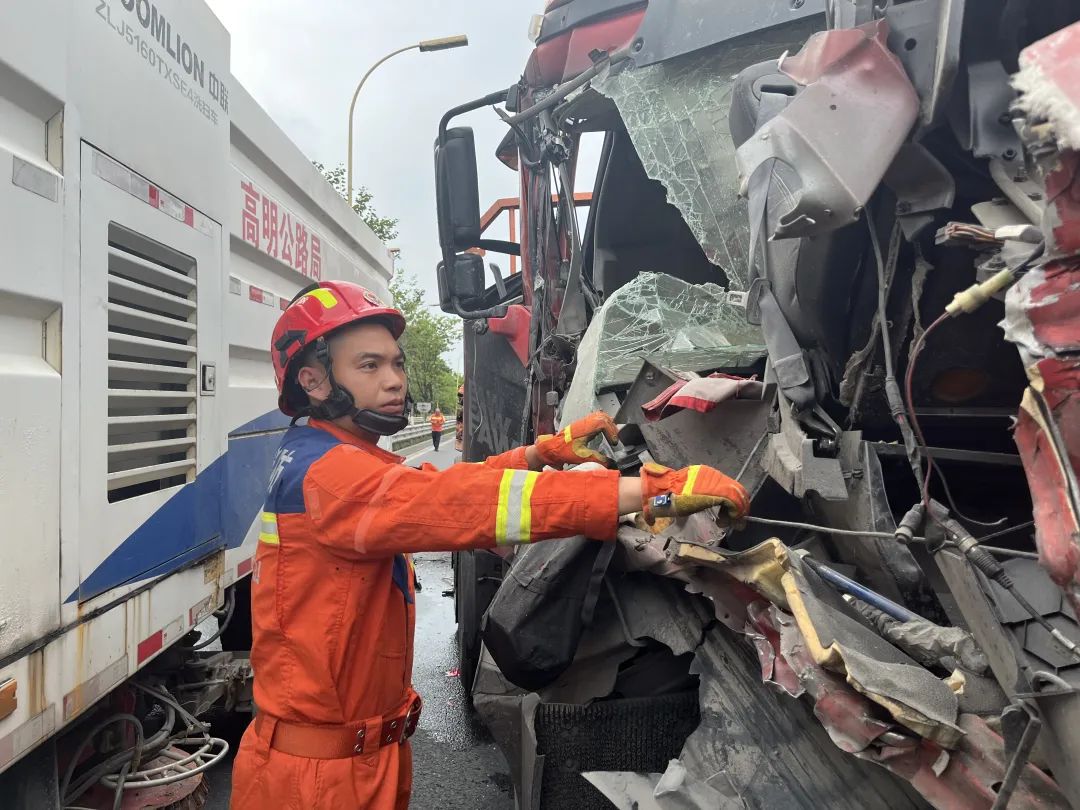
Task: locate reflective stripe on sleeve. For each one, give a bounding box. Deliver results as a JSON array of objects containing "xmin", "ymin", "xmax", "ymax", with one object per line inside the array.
[
  {"xmin": 681, "ymin": 465, "xmax": 701, "ymax": 496},
  {"xmin": 495, "ymin": 470, "xmax": 541, "ymax": 545},
  {"xmin": 258, "ymin": 511, "xmax": 280, "ymax": 545},
  {"xmin": 563, "ymin": 425, "xmax": 573, "ymax": 443}
]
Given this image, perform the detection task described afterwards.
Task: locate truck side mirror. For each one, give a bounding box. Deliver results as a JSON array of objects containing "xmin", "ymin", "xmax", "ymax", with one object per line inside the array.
[
  {"xmin": 435, "ymin": 127, "xmax": 481, "ymax": 252},
  {"xmin": 437, "ymin": 252, "xmax": 486, "ymax": 311}
]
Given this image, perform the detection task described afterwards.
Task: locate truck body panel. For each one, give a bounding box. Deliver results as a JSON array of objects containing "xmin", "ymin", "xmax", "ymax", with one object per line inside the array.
[{"xmin": 0, "ymin": 0, "xmax": 392, "ymax": 776}]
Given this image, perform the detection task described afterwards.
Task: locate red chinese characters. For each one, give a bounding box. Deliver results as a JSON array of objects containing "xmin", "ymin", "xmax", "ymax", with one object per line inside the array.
[
  {"xmin": 241, "ymin": 178, "xmax": 323, "ymax": 281},
  {"xmin": 241, "ymin": 181, "xmax": 259, "ymax": 246},
  {"xmin": 279, "ymin": 210, "xmax": 295, "ymax": 267},
  {"xmin": 262, "ymin": 195, "xmax": 280, "ymax": 258},
  {"xmin": 295, "ymin": 221, "xmax": 309, "ymax": 275},
  {"xmin": 310, "ymin": 235, "xmax": 322, "ymax": 280}
]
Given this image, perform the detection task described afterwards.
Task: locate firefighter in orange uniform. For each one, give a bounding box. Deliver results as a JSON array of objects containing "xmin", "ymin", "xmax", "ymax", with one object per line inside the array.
[{"xmin": 230, "ymin": 281, "xmax": 750, "ymax": 809}]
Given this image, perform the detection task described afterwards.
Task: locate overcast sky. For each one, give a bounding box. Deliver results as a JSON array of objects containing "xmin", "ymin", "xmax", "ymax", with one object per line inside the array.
[{"xmin": 206, "ymin": 0, "xmax": 547, "ymax": 371}]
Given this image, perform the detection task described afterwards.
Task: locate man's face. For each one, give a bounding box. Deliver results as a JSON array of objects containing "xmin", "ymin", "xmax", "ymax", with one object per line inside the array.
[{"xmin": 298, "ymin": 322, "xmax": 407, "ymax": 417}]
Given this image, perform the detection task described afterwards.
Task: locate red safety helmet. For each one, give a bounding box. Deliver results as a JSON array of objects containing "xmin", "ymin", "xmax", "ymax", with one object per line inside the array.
[{"xmin": 271, "ymin": 280, "xmax": 406, "ymax": 416}]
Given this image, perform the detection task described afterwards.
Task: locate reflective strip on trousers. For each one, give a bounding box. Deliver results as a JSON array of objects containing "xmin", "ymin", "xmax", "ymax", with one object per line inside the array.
[
  {"xmin": 259, "ymin": 511, "xmax": 280, "ymax": 545},
  {"xmin": 495, "ymin": 470, "xmax": 540, "ymax": 545}
]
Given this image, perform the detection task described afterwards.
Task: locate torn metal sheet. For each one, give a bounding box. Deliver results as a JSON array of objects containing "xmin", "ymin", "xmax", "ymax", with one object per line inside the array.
[
  {"xmin": 680, "ymin": 621, "xmax": 930, "ymax": 808},
  {"xmin": 773, "ymin": 607, "xmax": 895, "ymax": 754},
  {"xmin": 735, "ymin": 20, "xmax": 920, "ymax": 240},
  {"xmin": 1042, "ymin": 151, "xmax": 1080, "ymax": 258},
  {"xmin": 615, "ymin": 522, "xmax": 699, "ymax": 584},
  {"xmin": 785, "ymin": 560, "xmax": 963, "ymax": 747},
  {"xmin": 747, "ymin": 600, "xmax": 804, "ymax": 698},
  {"xmin": 580, "ymin": 547, "xmax": 928, "ymax": 806},
  {"xmin": 1002, "ymin": 256, "xmax": 1080, "ymax": 370},
  {"xmin": 1013, "ymin": 20, "xmax": 1080, "ymax": 151},
  {"xmin": 855, "ymin": 714, "xmax": 1072, "ymax": 810},
  {"xmin": 684, "ymin": 567, "xmax": 776, "ymax": 635},
  {"xmin": 635, "ymin": 392, "xmax": 771, "ymax": 489},
  {"xmin": 674, "ymin": 538, "xmax": 964, "ymax": 747},
  {"xmin": 631, "ymin": 0, "xmax": 824, "ymax": 70},
  {"xmin": 599, "ymin": 26, "xmax": 817, "ymax": 289},
  {"xmin": 1014, "ymin": 380, "xmax": 1080, "ymax": 619},
  {"xmin": 1002, "ymin": 56, "xmax": 1080, "ymax": 627}
]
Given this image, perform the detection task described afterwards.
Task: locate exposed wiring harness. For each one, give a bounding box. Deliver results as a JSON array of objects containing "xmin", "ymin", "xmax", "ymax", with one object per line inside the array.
[
  {"xmin": 113, "ymin": 683, "xmax": 229, "ymax": 790},
  {"xmin": 60, "ymin": 681, "xmax": 228, "ymax": 808},
  {"xmin": 903, "ymin": 241, "xmax": 1045, "ymax": 518},
  {"xmin": 868, "ymin": 218, "xmax": 927, "ymax": 491},
  {"xmin": 743, "ymin": 515, "xmax": 1036, "ymax": 559},
  {"xmin": 870, "ymin": 216, "xmax": 1010, "ymax": 528},
  {"xmin": 890, "ymin": 238, "xmax": 1078, "ymax": 660},
  {"xmin": 59, "ymin": 713, "xmax": 147, "ymax": 809},
  {"xmin": 903, "ymin": 311, "xmax": 952, "ymax": 512}
]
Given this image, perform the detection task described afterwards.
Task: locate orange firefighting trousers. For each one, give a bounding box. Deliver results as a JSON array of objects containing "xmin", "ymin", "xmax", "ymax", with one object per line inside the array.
[{"xmin": 230, "ymin": 419, "xmax": 620, "ymax": 809}]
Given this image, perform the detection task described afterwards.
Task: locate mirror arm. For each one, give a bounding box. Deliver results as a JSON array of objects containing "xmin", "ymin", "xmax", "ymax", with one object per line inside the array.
[
  {"xmin": 438, "ymin": 88, "xmax": 512, "ymax": 149},
  {"xmin": 451, "ymin": 297, "xmax": 509, "ymax": 321},
  {"xmin": 472, "ymin": 239, "xmax": 521, "ymax": 256}
]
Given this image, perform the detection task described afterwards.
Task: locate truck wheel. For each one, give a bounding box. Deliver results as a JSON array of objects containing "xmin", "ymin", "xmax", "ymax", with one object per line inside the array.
[
  {"xmin": 455, "ymin": 550, "xmax": 503, "ymax": 698},
  {"xmin": 455, "ymin": 550, "xmax": 481, "ymax": 695}
]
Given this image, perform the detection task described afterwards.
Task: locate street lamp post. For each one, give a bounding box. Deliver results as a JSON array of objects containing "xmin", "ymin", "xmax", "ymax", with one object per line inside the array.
[{"xmin": 346, "ymin": 35, "xmax": 469, "ymax": 206}]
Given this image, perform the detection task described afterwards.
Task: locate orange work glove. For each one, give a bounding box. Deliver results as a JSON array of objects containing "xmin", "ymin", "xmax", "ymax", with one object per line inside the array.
[
  {"xmin": 640, "ymin": 462, "xmax": 750, "ymax": 524},
  {"xmin": 534, "ymin": 411, "xmax": 620, "ymax": 468}
]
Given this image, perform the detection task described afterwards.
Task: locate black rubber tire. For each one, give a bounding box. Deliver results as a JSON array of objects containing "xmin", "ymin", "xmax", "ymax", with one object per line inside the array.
[
  {"xmin": 455, "ymin": 550, "xmax": 482, "ymax": 695},
  {"xmin": 455, "ymin": 550, "xmax": 505, "ymax": 698}
]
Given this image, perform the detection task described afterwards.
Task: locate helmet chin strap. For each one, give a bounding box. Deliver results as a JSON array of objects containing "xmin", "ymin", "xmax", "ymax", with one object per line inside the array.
[
  {"xmin": 306, "ymin": 338, "xmax": 408, "ymax": 436},
  {"xmin": 350, "ymin": 408, "xmax": 409, "ymax": 437}
]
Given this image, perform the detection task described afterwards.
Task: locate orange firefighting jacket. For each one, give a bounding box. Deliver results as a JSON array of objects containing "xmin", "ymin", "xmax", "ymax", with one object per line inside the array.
[
  {"xmin": 230, "ymin": 419, "xmax": 620, "ymax": 809},
  {"xmin": 429, "ymin": 412, "xmax": 446, "ymax": 432}
]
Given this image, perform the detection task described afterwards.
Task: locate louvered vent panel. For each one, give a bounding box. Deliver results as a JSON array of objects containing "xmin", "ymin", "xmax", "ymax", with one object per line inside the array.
[{"xmin": 106, "ymin": 225, "xmax": 197, "ymax": 503}]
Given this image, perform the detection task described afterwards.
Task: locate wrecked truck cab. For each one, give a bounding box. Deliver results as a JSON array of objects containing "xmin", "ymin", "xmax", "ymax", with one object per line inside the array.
[{"xmin": 436, "ymin": 0, "xmax": 1080, "ymax": 808}]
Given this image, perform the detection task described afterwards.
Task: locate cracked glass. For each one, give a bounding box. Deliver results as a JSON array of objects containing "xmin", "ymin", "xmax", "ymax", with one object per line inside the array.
[
  {"xmin": 598, "ymin": 26, "xmax": 816, "ymax": 291},
  {"xmin": 561, "ymin": 272, "xmax": 766, "ymax": 421}
]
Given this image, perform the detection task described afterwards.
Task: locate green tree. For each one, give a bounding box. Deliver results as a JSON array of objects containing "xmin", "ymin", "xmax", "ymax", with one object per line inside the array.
[
  {"xmin": 390, "ymin": 271, "xmax": 462, "ymax": 411},
  {"xmin": 313, "ymin": 161, "xmax": 399, "ymax": 242}
]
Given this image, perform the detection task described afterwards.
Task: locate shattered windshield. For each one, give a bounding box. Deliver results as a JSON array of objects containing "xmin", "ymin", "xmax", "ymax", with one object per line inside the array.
[
  {"xmin": 598, "ymin": 24, "xmax": 818, "ymax": 291},
  {"xmin": 562, "ymin": 272, "xmax": 766, "ymax": 422}
]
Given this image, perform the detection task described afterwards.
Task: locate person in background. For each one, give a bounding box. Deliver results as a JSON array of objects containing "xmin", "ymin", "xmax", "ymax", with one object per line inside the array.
[{"xmin": 429, "ymin": 407, "xmax": 446, "ymax": 451}]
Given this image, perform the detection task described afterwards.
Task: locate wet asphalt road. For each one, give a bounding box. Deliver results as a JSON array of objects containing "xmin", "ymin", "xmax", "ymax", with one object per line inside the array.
[{"xmin": 205, "ymin": 439, "xmax": 513, "ymax": 808}]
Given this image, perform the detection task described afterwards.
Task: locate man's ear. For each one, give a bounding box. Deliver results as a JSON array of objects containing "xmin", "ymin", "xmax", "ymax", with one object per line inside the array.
[{"xmin": 296, "ymin": 364, "xmax": 330, "ymax": 403}]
